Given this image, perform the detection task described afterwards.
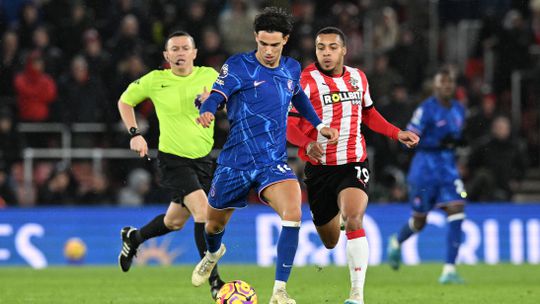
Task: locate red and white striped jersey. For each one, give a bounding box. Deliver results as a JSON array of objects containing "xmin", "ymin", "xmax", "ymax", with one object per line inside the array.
[{"xmin": 290, "ymin": 63, "xmax": 373, "ymax": 165}]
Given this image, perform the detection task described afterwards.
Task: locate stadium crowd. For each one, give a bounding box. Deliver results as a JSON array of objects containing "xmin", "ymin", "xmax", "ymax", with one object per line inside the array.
[{"xmin": 0, "ymin": 0, "xmax": 539, "ymax": 207}]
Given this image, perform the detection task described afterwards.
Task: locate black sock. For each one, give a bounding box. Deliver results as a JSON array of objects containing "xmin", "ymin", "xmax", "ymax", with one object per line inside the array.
[
  {"xmin": 132, "ymin": 214, "xmax": 172, "ymax": 246},
  {"xmin": 194, "ymin": 222, "xmax": 221, "ymax": 283}
]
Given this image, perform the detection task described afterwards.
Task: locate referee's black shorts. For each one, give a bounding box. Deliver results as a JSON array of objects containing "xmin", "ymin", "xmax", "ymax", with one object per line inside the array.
[
  {"xmin": 157, "ymin": 151, "xmax": 213, "ymax": 205},
  {"xmin": 304, "ymin": 161, "xmax": 370, "ymax": 226}
]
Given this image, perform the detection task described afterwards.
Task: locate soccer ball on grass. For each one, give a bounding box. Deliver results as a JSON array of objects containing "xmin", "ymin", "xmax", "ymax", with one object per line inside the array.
[{"xmin": 215, "ymin": 280, "xmax": 258, "ymax": 304}]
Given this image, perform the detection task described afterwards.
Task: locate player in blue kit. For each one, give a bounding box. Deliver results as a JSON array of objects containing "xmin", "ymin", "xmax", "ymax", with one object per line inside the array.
[
  {"xmin": 387, "ymin": 67, "xmax": 467, "ymax": 284},
  {"xmin": 190, "ymin": 7, "xmax": 338, "ymax": 304}
]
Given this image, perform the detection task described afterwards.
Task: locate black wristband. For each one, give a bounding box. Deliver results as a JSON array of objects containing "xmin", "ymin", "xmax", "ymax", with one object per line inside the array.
[{"xmin": 129, "ymin": 127, "xmax": 141, "ymax": 138}]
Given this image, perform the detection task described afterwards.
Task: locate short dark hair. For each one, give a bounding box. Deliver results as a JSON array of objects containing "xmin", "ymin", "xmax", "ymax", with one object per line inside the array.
[
  {"xmin": 316, "ymin": 26, "xmax": 347, "ymax": 46},
  {"xmin": 435, "ymin": 66, "xmax": 456, "ymax": 80},
  {"xmin": 165, "ymin": 30, "xmax": 196, "ymax": 50},
  {"xmin": 254, "ymin": 7, "xmax": 294, "ymax": 36}
]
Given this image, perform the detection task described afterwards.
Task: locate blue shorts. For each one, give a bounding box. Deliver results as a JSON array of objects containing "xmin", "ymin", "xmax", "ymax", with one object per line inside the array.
[
  {"xmin": 408, "ymin": 179, "xmax": 466, "ymax": 213},
  {"xmin": 208, "ymin": 162, "xmax": 298, "ymax": 209}
]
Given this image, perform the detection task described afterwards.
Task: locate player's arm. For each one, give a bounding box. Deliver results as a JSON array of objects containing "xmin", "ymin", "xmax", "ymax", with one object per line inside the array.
[
  {"xmin": 286, "ymin": 112, "xmax": 324, "ymax": 162},
  {"xmin": 362, "ymin": 106, "xmax": 419, "ymax": 148},
  {"xmin": 197, "ymin": 91, "xmax": 225, "ymax": 127},
  {"xmin": 118, "ymin": 75, "xmax": 151, "ymax": 158},
  {"xmin": 197, "ymin": 59, "xmax": 241, "ymax": 128},
  {"xmin": 291, "ymin": 90, "xmax": 338, "ymax": 144}
]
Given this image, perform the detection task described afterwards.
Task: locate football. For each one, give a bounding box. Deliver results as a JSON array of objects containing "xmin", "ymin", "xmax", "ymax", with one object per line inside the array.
[
  {"xmin": 215, "ymin": 280, "xmax": 258, "ymax": 304},
  {"xmin": 63, "ymin": 237, "xmax": 87, "ymax": 263}
]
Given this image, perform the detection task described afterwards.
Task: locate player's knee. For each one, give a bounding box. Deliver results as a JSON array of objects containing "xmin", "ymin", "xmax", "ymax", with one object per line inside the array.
[
  {"xmin": 281, "ymin": 207, "xmax": 301, "ymax": 222},
  {"xmin": 164, "ymin": 216, "xmax": 186, "ymax": 231},
  {"xmin": 343, "ymin": 214, "xmax": 363, "ymax": 230},
  {"xmin": 322, "ymin": 238, "xmax": 339, "ymax": 249},
  {"xmin": 205, "ymin": 221, "xmax": 224, "ymax": 234}
]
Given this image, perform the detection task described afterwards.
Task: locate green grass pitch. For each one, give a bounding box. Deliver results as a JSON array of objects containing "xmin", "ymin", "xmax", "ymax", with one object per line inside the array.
[{"xmin": 0, "ymin": 264, "xmax": 538, "ymax": 303}]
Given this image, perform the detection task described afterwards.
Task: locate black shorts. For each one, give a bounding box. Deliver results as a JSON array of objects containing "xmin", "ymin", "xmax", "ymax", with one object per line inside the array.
[
  {"xmin": 304, "ymin": 161, "xmax": 370, "ymax": 226},
  {"xmin": 157, "ymin": 151, "xmax": 213, "ymax": 204}
]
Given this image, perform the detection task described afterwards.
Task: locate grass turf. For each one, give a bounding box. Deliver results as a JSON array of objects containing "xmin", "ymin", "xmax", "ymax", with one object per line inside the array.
[{"xmin": 0, "ymin": 264, "xmax": 538, "ymax": 303}]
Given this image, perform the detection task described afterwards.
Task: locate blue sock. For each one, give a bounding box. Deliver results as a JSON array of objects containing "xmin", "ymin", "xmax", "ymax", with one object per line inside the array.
[
  {"xmin": 397, "ymin": 219, "xmax": 416, "ymax": 244},
  {"xmin": 205, "ymin": 229, "xmax": 224, "ymax": 254},
  {"xmin": 275, "ymin": 225, "xmax": 300, "ymax": 282},
  {"xmin": 446, "ymin": 215, "xmax": 464, "ymax": 264}
]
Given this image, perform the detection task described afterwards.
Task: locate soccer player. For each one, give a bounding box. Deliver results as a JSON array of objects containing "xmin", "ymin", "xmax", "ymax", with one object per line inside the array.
[
  {"xmin": 387, "ymin": 67, "xmax": 467, "ymax": 284},
  {"xmin": 190, "ymin": 8, "xmax": 338, "ymax": 304},
  {"xmin": 286, "ymin": 27, "xmax": 419, "ymax": 304},
  {"xmin": 117, "ymin": 31, "xmax": 225, "ymax": 298}
]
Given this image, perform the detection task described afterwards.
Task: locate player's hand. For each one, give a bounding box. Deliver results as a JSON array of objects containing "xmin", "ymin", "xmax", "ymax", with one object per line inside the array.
[
  {"xmin": 130, "ymin": 135, "xmax": 148, "ymax": 157},
  {"xmin": 320, "ymin": 127, "xmax": 339, "ymax": 145},
  {"xmin": 398, "ymin": 130, "xmax": 420, "ymax": 148},
  {"xmin": 196, "ymin": 112, "xmax": 215, "ymax": 128},
  {"xmin": 194, "ymin": 87, "xmax": 210, "ymax": 109},
  {"xmin": 306, "ymin": 141, "xmax": 324, "ymax": 163}
]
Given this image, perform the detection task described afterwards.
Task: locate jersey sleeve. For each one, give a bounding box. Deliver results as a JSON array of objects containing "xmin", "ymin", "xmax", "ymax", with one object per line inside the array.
[
  {"xmin": 407, "ymin": 103, "xmax": 428, "ymax": 135},
  {"xmin": 211, "ymin": 57, "xmax": 242, "ymax": 101},
  {"xmin": 359, "ymin": 71, "xmax": 374, "ymax": 108},
  {"xmin": 120, "ymin": 71, "xmax": 153, "ymax": 106}
]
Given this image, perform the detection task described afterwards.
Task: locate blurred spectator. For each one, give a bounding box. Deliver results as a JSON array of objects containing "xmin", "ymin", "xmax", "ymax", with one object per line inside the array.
[
  {"xmin": 106, "ymin": 14, "xmax": 146, "ymax": 64},
  {"xmin": 0, "ymin": 30, "xmax": 21, "ymax": 101},
  {"xmin": 467, "ymin": 116, "xmax": 528, "ymax": 201},
  {"xmin": 367, "ymin": 53, "xmax": 403, "ymax": 103},
  {"xmin": 532, "ymin": 0, "xmax": 540, "ymax": 45},
  {"xmin": 493, "ymin": 10, "xmax": 534, "ymax": 93},
  {"xmin": 56, "ymin": 55, "xmax": 111, "ymax": 124},
  {"xmin": 14, "ymin": 51, "xmax": 57, "ymax": 122},
  {"xmin": 388, "ymin": 27, "xmax": 427, "ymax": 92},
  {"xmin": 464, "ymin": 94, "xmax": 497, "ymax": 142},
  {"xmin": 117, "ymin": 168, "xmax": 151, "ymax": 206},
  {"xmin": 183, "ymin": 1, "xmax": 212, "ymax": 48},
  {"xmin": 0, "ymin": 161, "xmax": 17, "ymax": 207},
  {"xmin": 17, "ymin": 2, "xmax": 41, "ymax": 50},
  {"xmin": 218, "ymin": 0, "xmax": 257, "ymax": 54},
  {"xmin": 81, "ymin": 29, "xmax": 112, "ymax": 84},
  {"xmin": 38, "ymin": 164, "xmax": 80, "ymax": 205},
  {"xmin": 59, "ymin": 1, "xmax": 94, "ymax": 58},
  {"xmin": 32, "ymin": 25, "xmax": 64, "ymax": 77},
  {"xmin": 0, "ymin": 106, "xmax": 23, "ymax": 171},
  {"xmin": 78, "ymin": 173, "xmax": 114, "ymax": 205},
  {"xmin": 373, "ymin": 7, "xmax": 399, "ymax": 53},
  {"xmin": 197, "ymin": 27, "xmax": 230, "ymax": 71}
]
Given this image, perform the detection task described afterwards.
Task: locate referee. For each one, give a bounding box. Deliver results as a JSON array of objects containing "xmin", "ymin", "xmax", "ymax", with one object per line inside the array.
[{"xmin": 117, "ymin": 31, "xmax": 224, "ymax": 299}]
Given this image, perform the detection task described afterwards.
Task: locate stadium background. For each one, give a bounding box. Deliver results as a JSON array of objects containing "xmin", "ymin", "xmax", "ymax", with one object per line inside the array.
[{"xmin": 0, "ymin": 0, "xmax": 539, "ymax": 271}]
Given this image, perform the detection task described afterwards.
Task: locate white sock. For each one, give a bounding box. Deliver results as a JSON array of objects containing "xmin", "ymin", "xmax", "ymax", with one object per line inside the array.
[
  {"xmin": 273, "ymin": 280, "xmax": 286, "ymax": 294},
  {"xmin": 442, "ymin": 263, "xmax": 456, "ymax": 275},
  {"xmin": 347, "ymin": 235, "xmax": 369, "ymax": 300}
]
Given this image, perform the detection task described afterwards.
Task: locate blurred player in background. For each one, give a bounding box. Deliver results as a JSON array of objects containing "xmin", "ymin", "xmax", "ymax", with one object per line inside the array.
[
  {"xmin": 387, "ymin": 67, "xmax": 467, "ymax": 284},
  {"xmin": 190, "ymin": 8, "xmax": 338, "ymax": 304},
  {"xmin": 117, "ymin": 31, "xmax": 224, "ymax": 299},
  {"xmin": 287, "ymin": 27, "xmax": 419, "ymax": 304}
]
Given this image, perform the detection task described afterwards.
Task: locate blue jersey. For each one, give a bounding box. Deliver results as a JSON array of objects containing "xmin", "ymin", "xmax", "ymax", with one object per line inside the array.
[
  {"xmin": 209, "ymin": 51, "xmax": 306, "ymax": 169},
  {"xmin": 407, "ymin": 96, "xmax": 465, "ymax": 185}
]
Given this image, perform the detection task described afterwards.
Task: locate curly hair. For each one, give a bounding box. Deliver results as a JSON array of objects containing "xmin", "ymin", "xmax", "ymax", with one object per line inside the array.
[{"xmin": 253, "ymin": 7, "xmax": 294, "ymax": 36}]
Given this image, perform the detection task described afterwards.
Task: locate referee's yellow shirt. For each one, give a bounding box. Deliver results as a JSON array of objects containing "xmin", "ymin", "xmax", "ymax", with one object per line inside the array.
[{"xmin": 120, "ymin": 67, "xmax": 218, "ymax": 159}]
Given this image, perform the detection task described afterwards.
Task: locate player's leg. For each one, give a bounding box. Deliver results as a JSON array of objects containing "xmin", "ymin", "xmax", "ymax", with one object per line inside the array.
[
  {"xmin": 260, "ymin": 173, "xmax": 302, "ymax": 304},
  {"xmin": 183, "ymin": 189, "xmax": 224, "ymax": 298},
  {"xmin": 387, "ymin": 183, "xmax": 434, "ymax": 270},
  {"xmin": 192, "ymin": 165, "xmax": 251, "ymax": 287},
  {"xmin": 192, "ymin": 203, "xmax": 233, "ymax": 287},
  {"xmin": 339, "ymin": 187, "xmax": 369, "ymax": 304},
  {"xmin": 186, "ymin": 157, "xmax": 225, "ymax": 297},
  {"xmin": 119, "ymin": 200, "xmax": 190, "ymax": 272},
  {"xmin": 438, "ymin": 180, "xmax": 466, "ymax": 284},
  {"xmin": 304, "ymin": 162, "xmax": 342, "ymax": 249}
]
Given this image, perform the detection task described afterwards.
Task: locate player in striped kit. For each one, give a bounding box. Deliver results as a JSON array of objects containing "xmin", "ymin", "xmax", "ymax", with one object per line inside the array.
[{"xmin": 287, "ymin": 27, "xmax": 419, "ymax": 304}]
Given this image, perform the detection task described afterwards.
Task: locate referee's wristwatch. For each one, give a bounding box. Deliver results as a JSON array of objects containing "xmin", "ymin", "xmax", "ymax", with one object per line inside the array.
[{"xmin": 129, "ymin": 127, "xmax": 141, "ymax": 138}]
